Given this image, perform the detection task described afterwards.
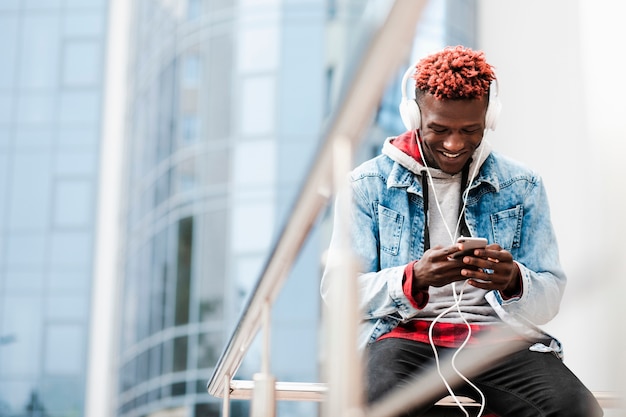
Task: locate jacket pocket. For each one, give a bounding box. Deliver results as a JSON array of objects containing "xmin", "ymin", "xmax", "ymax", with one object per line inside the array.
[
  {"xmin": 377, "ymin": 204, "xmax": 403, "ymax": 256},
  {"xmin": 490, "ymin": 205, "xmax": 523, "ymax": 251}
]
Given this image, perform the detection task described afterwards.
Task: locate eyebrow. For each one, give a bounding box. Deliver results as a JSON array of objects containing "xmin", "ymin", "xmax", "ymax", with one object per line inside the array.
[{"xmin": 428, "ymin": 122, "xmax": 482, "ymax": 130}]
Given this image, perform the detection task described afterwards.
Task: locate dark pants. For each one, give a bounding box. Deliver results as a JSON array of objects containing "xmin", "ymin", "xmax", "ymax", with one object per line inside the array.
[{"xmin": 366, "ymin": 338, "xmax": 603, "ymax": 417}]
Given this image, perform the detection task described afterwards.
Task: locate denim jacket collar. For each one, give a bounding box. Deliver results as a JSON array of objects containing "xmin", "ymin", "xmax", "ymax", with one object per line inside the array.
[
  {"xmin": 470, "ymin": 155, "xmax": 501, "ymax": 193},
  {"xmin": 382, "ymin": 135, "xmax": 497, "ymax": 193}
]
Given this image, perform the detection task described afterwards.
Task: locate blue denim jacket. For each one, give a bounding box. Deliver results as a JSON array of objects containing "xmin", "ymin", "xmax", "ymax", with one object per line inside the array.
[{"xmin": 321, "ymin": 144, "xmax": 566, "ymax": 355}]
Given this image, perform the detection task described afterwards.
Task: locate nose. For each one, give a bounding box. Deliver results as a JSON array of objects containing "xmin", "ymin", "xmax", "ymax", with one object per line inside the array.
[{"xmin": 442, "ymin": 133, "xmax": 465, "ymax": 153}]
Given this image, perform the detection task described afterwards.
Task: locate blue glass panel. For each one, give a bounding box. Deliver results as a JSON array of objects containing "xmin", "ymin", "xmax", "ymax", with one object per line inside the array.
[
  {"xmin": 0, "ymin": 0, "xmax": 19, "ymax": 10},
  {"xmin": 0, "ymin": 15, "xmax": 18, "ymax": 89},
  {"xmin": 65, "ymin": 0, "xmax": 106, "ymax": 8},
  {"xmin": 59, "ymin": 90, "xmax": 101, "ymax": 125},
  {"xmin": 187, "ymin": 0, "xmax": 202, "ymax": 19},
  {"xmin": 206, "ymin": 33, "xmax": 232, "ymax": 141},
  {"xmin": 54, "ymin": 150, "xmax": 97, "ymax": 176},
  {"xmin": 63, "ymin": 11, "xmax": 104, "ymax": 36},
  {"xmin": 181, "ymin": 114, "xmax": 199, "ymax": 144},
  {"xmin": 8, "ymin": 153, "xmax": 52, "ymax": 230},
  {"xmin": 149, "ymin": 228, "xmax": 168, "ymax": 335},
  {"xmin": 197, "ymin": 331, "xmax": 223, "ymax": 368},
  {"xmin": 172, "ymin": 335, "xmax": 188, "ymax": 372},
  {"xmin": 5, "ymin": 269, "xmax": 45, "ymax": 293},
  {"xmin": 196, "ymin": 210, "xmax": 227, "ymax": 323},
  {"xmin": 16, "ymin": 93, "xmax": 56, "ymax": 125},
  {"xmin": 0, "ymin": 95, "xmax": 12, "ymax": 125},
  {"xmin": 0, "ymin": 295, "xmax": 43, "ymax": 375},
  {"xmin": 148, "ymin": 344, "xmax": 162, "ymax": 379},
  {"xmin": 48, "ymin": 268, "xmax": 90, "ymax": 292},
  {"xmin": 40, "ymin": 376, "xmax": 85, "ymax": 415},
  {"xmin": 43, "ymin": 324, "xmax": 84, "ymax": 374},
  {"xmin": 0, "ymin": 153, "xmax": 7, "ymax": 221},
  {"xmin": 19, "ymin": 14, "xmax": 60, "ymax": 89},
  {"xmin": 57, "ymin": 126, "xmax": 99, "ymax": 149},
  {"xmin": 46, "ymin": 294, "xmax": 88, "ymax": 320},
  {"xmin": 24, "ymin": 0, "xmax": 63, "ymax": 9},
  {"xmin": 0, "ymin": 95, "xmax": 13, "ymax": 125},
  {"xmin": 62, "ymin": 40, "xmax": 102, "ymax": 86},
  {"xmin": 182, "ymin": 53, "xmax": 201, "ymax": 87},
  {"xmin": 203, "ymin": 147, "xmax": 230, "ymax": 186},
  {"xmin": 0, "ymin": 128, "xmax": 10, "ymax": 149},
  {"xmin": 53, "ymin": 179, "xmax": 93, "ymax": 227},
  {"xmin": 15, "ymin": 127, "xmax": 54, "ymax": 150},
  {"xmin": 49, "ymin": 232, "xmax": 92, "ymax": 267},
  {"xmin": 6, "ymin": 233, "xmax": 46, "ymax": 266},
  {"xmin": 0, "ymin": 380, "xmax": 36, "ymax": 416},
  {"xmin": 172, "ymin": 156, "xmax": 196, "ymax": 193}
]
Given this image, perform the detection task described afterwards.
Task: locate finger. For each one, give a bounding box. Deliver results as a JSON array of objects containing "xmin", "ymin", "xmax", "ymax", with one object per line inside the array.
[
  {"xmin": 444, "ymin": 246, "xmax": 470, "ymax": 261},
  {"xmin": 467, "ymin": 278, "xmax": 492, "ymax": 290},
  {"xmin": 460, "ymin": 267, "xmax": 487, "ymax": 279},
  {"xmin": 485, "ymin": 243, "xmax": 503, "ymax": 251},
  {"xmin": 424, "ymin": 246, "xmax": 453, "ymax": 262},
  {"xmin": 493, "ymin": 249, "xmax": 513, "ymax": 262},
  {"xmin": 475, "ymin": 245, "xmax": 509, "ymax": 257},
  {"xmin": 462, "ymin": 265, "xmax": 502, "ymax": 285},
  {"xmin": 460, "ymin": 254, "xmax": 490, "ymax": 269}
]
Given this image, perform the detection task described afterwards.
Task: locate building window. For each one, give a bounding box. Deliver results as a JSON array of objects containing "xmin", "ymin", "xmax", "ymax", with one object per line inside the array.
[
  {"xmin": 172, "ymin": 336, "xmax": 188, "ymax": 372},
  {"xmin": 175, "ymin": 217, "xmax": 193, "ymax": 326}
]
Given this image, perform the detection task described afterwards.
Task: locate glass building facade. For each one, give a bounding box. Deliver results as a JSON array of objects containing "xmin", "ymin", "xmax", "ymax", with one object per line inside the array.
[
  {"xmin": 0, "ymin": 0, "xmax": 475, "ymax": 417},
  {"xmin": 116, "ymin": 1, "xmax": 328, "ymax": 416},
  {"xmin": 0, "ymin": 1, "xmax": 109, "ymax": 416}
]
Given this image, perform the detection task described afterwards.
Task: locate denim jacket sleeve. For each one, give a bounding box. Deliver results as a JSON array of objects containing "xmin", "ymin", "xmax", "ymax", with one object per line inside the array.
[{"xmin": 320, "ymin": 171, "xmax": 421, "ymax": 328}]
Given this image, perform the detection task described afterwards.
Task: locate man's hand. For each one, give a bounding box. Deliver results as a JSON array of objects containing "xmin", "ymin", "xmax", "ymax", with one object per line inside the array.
[
  {"xmin": 411, "ymin": 245, "xmax": 480, "ymax": 290},
  {"xmin": 454, "ymin": 243, "xmax": 521, "ymax": 294}
]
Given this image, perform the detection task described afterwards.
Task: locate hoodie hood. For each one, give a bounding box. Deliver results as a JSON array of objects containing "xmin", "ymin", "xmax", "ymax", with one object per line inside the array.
[{"xmin": 382, "ymin": 130, "xmax": 492, "ymax": 184}]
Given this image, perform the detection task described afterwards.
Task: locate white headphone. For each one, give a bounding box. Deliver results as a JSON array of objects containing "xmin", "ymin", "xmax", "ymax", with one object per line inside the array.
[{"xmin": 398, "ymin": 63, "xmax": 502, "ymax": 132}]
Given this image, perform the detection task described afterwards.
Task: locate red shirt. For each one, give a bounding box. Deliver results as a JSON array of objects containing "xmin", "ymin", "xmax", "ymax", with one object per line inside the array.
[{"xmin": 377, "ymin": 261, "xmax": 521, "ymax": 348}]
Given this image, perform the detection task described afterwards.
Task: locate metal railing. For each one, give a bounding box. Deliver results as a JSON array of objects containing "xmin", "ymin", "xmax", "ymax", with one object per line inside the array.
[{"xmin": 207, "ymin": 1, "xmax": 428, "ymax": 416}]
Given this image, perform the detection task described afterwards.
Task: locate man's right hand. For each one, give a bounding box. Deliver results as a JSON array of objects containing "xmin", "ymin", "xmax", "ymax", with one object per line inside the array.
[{"xmin": 411, "ymin": 245, "xmax": 479, "ymax": 290}]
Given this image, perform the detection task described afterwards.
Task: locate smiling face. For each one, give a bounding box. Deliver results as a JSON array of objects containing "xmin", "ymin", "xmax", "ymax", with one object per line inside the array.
[{"xmin": 418, "ymin": 93, "xmax": 488, "ymax": 175}]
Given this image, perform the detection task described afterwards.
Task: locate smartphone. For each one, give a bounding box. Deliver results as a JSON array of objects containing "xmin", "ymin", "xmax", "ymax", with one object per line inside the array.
[{"xmin": 449, "ymin": 236, "xmax": 487, "ymax": 259}]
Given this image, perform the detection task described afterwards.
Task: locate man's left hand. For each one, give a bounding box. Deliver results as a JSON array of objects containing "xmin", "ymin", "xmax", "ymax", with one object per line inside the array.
[{"xmin": 458, "ymin": 243, "xmax": 521, "ymax": 295}]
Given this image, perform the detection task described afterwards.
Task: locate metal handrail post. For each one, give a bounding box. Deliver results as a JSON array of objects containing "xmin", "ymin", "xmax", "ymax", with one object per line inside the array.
[
  {"xmin": 223, "ymin": 374, "xmax": 231, "ymax": 417},
  {"xmin": 322, "ymin": 136, "xmax": 363, "ymax": 417},
  {"xmin": 250, "ymin": 302, "xmax": 276, "ymax": 417}
]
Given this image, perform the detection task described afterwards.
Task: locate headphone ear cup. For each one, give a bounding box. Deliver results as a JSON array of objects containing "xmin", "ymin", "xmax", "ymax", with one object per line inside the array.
[
  {"xmin": 399, "ymin": 98, "xmax": 421, "ymax": 131},
  {"xmin": 484, "ymin": 81, "xmax": 502, "ymax": 131}
]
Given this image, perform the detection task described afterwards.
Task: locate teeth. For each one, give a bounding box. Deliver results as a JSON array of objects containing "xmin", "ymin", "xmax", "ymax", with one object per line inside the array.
[{"xmin": 443, "ymin": 152, "xmax": 460, "ymax": 158}]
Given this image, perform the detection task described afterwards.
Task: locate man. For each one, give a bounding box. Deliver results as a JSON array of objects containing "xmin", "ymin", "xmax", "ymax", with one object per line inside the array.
[{"xmin": 321, "ymin": 46, "xmax": 602, "ymax": 416}]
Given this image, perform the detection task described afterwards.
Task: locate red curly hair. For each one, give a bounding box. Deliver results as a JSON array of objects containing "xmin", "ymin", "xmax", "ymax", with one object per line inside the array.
[{"xmin": 413, "ymin": 45, "xmax": 495, "ymax": 100}]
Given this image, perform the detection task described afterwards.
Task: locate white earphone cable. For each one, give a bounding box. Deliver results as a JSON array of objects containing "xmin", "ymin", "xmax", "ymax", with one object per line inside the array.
[{"xmin": 417, "ymin": 133, "xmax": 489, "ymax": 416}]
